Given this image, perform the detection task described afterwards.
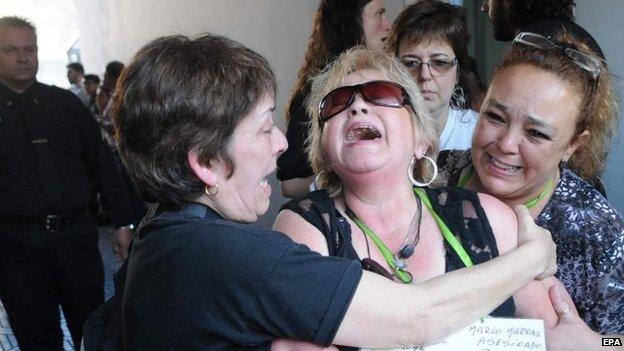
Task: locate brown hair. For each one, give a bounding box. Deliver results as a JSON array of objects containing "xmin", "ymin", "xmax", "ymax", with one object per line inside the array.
[
  {"xmin": 286, "ymin": 0, "xmax": 371, "ymax": 123},
  {"xmin": 306, "ymin": 47, "xmax": 440, "ymax": 195},
  {"xmin": 113, "ymin": 34, "xmax": 276, "ymax": 206},
  {"xmin": 386, "ymin": 0, "xmax": 479, "ymax": 110},
  {"xmin": 494, "ymin": 32, "xmax": 618, "ymax": 182}
]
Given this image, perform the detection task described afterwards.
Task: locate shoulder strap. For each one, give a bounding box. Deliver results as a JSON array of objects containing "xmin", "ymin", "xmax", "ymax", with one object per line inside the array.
[
  {"xmin": 280, "ymin": 191, "xmax": 350, "ymax": 257},
  {"xmin": 421, "ymin": 187, "xmax": 515, "ymax": 317},
  {"xmin": 84, "ymin": 202, "xmax": 209, "ymax": 351},
  {"xmin": 425, "ymin": 187, "xmax": 501, "ymax": 264}
]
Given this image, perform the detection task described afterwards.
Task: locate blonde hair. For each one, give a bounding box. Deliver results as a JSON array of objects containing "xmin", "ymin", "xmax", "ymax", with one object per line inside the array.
[
  {"xmin": 495, "ymin": 32, "xmax": 618, "ymax": 182},
  {"xmin": 305, "ymin": 47, "xmax": 440, "ymax": 195}
]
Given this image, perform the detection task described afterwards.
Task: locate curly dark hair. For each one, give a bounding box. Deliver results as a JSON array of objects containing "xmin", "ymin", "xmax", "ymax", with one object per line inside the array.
[
  {"xmin": 386, "ymin": 0, "xmax": 480, "ymax": 110},
  {"xmin": 507, "ymin": 0, "xmax": 575, "ymax": 29},
  {"xmin": 285, "ymin": 0, "xmax": 371, "ymax": 122},
  {"xmin": 113, "ymin": 34, "xmax": 276, "ymax": 206}
]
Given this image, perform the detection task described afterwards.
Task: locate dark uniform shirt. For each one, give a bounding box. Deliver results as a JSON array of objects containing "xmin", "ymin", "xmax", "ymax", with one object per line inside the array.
[{"xmin": 0, "ymin": 81, "xmax": 132, "ymax": 228}]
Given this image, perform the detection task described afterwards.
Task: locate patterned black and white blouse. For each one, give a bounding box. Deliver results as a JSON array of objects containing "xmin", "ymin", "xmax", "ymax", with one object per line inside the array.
[{"xmin": 438, "ymin": 149, "xmax": 624, "ymax": 334}]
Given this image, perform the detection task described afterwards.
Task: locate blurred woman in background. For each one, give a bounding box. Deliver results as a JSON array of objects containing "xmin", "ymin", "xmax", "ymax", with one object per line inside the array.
[{"xmin": 278, "ymin": 0, "xmax": 391, "ymax": 198}]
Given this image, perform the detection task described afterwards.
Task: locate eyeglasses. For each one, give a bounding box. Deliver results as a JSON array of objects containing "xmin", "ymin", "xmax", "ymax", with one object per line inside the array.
[
  {"xmin": 400, "ymin": 58, "xmax": 458, "ymax": 76},
  {"xmin": 318, "ymin": 80, "xmax": 411, "ymax": 122},
  {"xmin": 513, "ymin": 32, "xmax": 604, "ymax": 79}
]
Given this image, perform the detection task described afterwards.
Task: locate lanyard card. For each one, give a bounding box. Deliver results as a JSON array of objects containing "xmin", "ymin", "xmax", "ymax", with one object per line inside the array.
[{"xmin": 362, "ymin": 317, "xmax": 546, "ymax": 351}]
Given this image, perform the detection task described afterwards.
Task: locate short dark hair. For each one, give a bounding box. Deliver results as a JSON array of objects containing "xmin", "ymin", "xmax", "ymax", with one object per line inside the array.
[
  {"xmin": 387, "ymin": 0, "xmax": 476, "ymax": 109},
  {"xmin": 67, "ymin": 62, "xmax": 84, "ymax": 74},
  {"xmin": 84, "ymin": 74, "xmax": 100, "ymax": 84},
  {"xmin": 508, "ymin": 0, "xmax": 575, "ymax": 30},
  {"xmin": 113, "ymin": 34, "xmax": 276, "ymax": 207},
  {"xmin": 104, "ymin": 61, "xmax": 125, "ymax": 81},
  {"xmin": 0, "ymin": 16, "xmax": 36, "ymax": 34}
]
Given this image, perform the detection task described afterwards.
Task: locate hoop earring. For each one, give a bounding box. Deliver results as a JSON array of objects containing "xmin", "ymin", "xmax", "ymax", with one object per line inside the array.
[
  {"xmin": 408, "ymin": 155, "xmax": 438, "ymax": 187},
  {"xmin": 451, "ymin": 85, "xmax": 466, "ymax": 109},
  {"xmin": 313, "ymin": 170, "xmax": 342, "ymax": 198},
  {"xmin": 205, "ymin": 184, "xmax": 219, "ymax": 196}
]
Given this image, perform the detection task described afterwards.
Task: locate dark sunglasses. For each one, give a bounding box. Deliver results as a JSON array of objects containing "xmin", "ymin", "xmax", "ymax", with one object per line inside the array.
[{"xmin": 318, "ymin": 80, "xmax": 411, "ymax": 123}]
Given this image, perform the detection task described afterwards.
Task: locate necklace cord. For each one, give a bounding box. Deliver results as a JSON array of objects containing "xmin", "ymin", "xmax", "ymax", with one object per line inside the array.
[
  {"xmin": 459, "ymin": 165, "xmax": 555, "ymax": 209},
  {"xmin": 345, "ymin": 188, "xmax": 474, "ymax": 283}
]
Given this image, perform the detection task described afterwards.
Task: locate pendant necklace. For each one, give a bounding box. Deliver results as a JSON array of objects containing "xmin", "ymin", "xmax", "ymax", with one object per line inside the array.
[{"xmin": 345, "ymin": 194, "xmax": 422, "ymax": 284}]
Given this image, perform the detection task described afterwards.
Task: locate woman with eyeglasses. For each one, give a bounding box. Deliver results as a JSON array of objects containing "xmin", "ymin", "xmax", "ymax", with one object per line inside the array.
[
  {"xmin": 386, "ymin": 0, "xmax": 483, "ymax": 151},
  {"xmin": 278, "ymin": 0, "xmax": 392, "ymax": 198},
  {"xmin": 273, "ymin": 47, "xmax": 570, "ymax": 350},
  {"xmin": 438, "ymin": 32, "xmax": 624, "ymax": 337}
]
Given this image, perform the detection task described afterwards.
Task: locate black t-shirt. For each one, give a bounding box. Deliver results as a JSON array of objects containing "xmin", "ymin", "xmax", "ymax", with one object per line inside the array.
[{"xmin": 122, "ymin": 203, "xmax": 362, "ymax": 350}]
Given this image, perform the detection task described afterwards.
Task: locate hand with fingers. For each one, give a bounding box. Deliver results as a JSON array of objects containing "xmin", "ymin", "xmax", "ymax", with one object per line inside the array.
[
  {"xmin": 547, "ymin": 281, "xmax": 622, "ymax": 351},
  {"xmin": 113, "ymin": 226, "xmax": 133, "ymax": 260},
  {"xmin": 514, "ymin": 205, "xmax": 557, "ymax": 279}
]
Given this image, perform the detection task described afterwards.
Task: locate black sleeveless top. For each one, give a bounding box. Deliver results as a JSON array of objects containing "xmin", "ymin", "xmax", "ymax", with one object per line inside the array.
[{"xmin": 281, "ymin": 187, "xmax": 516, "ymax": 317}]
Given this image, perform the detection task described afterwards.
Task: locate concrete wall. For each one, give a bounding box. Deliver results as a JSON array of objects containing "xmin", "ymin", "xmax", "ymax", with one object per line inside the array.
[
  {"xmin": 75, "ymin": 0, "xmax": 405, "ymax": 227},
  {"xmin": 575, "ymin": 0, "xmax": 624, "ymax": 212}
]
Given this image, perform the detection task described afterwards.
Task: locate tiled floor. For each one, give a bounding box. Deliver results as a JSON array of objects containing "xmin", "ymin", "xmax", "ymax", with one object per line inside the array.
[{"xmin": 0, "ymin": 228, "xmax": 120, "ymax": 351}]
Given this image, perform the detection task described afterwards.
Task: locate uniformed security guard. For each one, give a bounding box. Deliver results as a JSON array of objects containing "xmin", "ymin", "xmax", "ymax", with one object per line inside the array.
[{"xmin": 0, "ymin": 16, "xmax": 134, "ymax": 350}]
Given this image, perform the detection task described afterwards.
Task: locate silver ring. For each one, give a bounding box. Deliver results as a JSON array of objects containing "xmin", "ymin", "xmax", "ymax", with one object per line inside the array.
[{"xmin": 557, "ymin": 307, "xmax": 571, "ymax": 317}]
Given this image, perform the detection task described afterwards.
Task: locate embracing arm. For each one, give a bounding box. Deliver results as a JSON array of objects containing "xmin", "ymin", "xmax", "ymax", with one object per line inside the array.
[
  {"xmin": 336, "ymin": 232, "xmax": 555, "ymax": 348},
  {"xmin": 479, "ymin": 193, "xmax": 559, "ymax": 327},
  {"xmin": 275, "ymin": 206, "xmax": 557, "ymax": 348}
]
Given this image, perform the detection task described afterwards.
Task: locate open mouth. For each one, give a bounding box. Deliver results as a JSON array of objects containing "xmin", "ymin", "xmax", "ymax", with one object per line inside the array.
[
  {"xmin": 346, "ymin": 125, "xmax": 382, "ymax": 143},
  {"xmin": 489, "ymin": 155, "xmax": 522, "ymax": 173}
]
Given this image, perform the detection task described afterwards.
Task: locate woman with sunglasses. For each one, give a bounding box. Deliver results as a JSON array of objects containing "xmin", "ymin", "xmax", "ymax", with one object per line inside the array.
[
  {"xmin": 278, "ymin": 0, "xmax": 391, "ymax": 198},
  {"xmin": 274, "ymin": 47, "xmax": 567, "ymax": 350},
  {"xmin": 439, "ymin": 32, "xmax": 624, "ymax": 336},
  {"xmin": 386, "ymin": 0, "xmax": 483, "ymax": 151}
]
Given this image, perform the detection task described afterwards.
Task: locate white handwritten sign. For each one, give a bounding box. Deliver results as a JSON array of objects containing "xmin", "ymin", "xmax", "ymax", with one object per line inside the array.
[{"xmin": 362, "ymin": 317, "xmax": 546, "ymax": 351}]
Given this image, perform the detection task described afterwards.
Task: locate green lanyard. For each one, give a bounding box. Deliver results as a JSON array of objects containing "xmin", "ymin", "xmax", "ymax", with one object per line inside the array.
[
  {"xmin": 413, "ymin": 188, "xmax": 474, "ymax": 268},
  {"xmin": 457, "ymin": 166, "xmax": 554, "ymax": 209},
  {"xmin": 348, "ymin": 189, "xmax": 474, "ymax": 284}
]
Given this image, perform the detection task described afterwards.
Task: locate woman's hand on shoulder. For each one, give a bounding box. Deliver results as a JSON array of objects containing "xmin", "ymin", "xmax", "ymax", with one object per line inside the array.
[
  {"xmin": 478, "ymin": 193, "xmax": 556, "ymax": 279},
  {"xmin": 546, "ymin": 282, "xmax": 608, "ymax": 351},
  {"xmin": 273, "ymin": 209, "xmax": 330, "ymax": 256}
]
